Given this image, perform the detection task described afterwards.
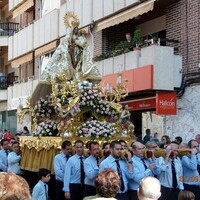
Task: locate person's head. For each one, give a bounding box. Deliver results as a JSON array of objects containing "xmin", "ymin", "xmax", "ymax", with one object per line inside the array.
[
  {"xmin": 38, "ymin": 168, "xmax": 51, "ymax": 183},
  {"xmin": 166, "ymin": 143, "xmax": 179, "ymax": 159},
  {"xmin": 125, "ymin": 33, "xmax": 132, "ymax": 42},
  {"xmin": 23, "ymin": 126, "xmax": 29, "ymax": 134},
  {"xmin": 119, "ymin": 139, "xmax": 127, "ymax": 150},
  {"xmin": 95, "ymin": 169, "xmax": 120, "ymax": 198},
  {"xmin": 74, "ymin": 140, "xmax": 84, "ymax": 156},
  {"xmin": 188, "ymin": 139, "xmax": 199, "ymax": 152},
  {"xmin": 0, "ymin": 172, "xmax": 32, "ymax": 200},
  {"xmin": 102, "ymin": 142, "xmax": 111, "ymax": 157},
  {"xmin": 62, "ymin": 140, "xmax": 72, "ymax": 156},
  {"xmin": 145, "ymin": 129, "xmax": 151, "ymax": 135},
  {"xmin": 161, "ymin": 135, "xmax": 171, "ymax": 145},
  {"xmin": 175, "ymin": 136, "xmax": 182, "ymax": 144},
  {"xmin": 132, "ymin": 142, "xmax": 145, "ymax": 158},
  {"xmin": 110, "ymin": 140, "xmax": 122, "ymax": 159},
  {"xmin": 88, "ymin": 141, "xmax": 100, "ymax": 157},
  {"xmin": 0, "ymin": 139, "xmax": 9, "ymax": 150},
  {"xmin": 195, "ymin": 134, "xmax": 200, "ymax": 144},
  {"xmin": 145, "ymin": 141, "xmax": 159, "ymax": 151},
  {"xmin": 12, "ymin": 142, "xmax": 20, "ymax": 153},
  {"xmin": 178, "ymin": 190, "xmax": 195, "ymax": 200},
  {"xmin": 154, "ymin": 132, "xmax": 158, "ymax": 138},
  {"xmin": 137, "ymin": 177, "xmax": 161, "ymax": 200}
]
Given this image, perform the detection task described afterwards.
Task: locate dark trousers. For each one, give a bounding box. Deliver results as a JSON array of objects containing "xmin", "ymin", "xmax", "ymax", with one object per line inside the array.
[
  {"xmin": 115, "ymin": 192, "xmax": 129, "ymax": 200},
  {"xmin": 70, "ymin": 183, "xmax": 84, "ymax": 200},
  {"xmin": 55, "ymin": 180, "xmax": 65, "ymax": 200},
  {"xmin": 84, "ymin": 184, "xmax": 96, "ymax": 197},
  {"xmin": 128, "ymin": 190, "xmax": 138, "ymax": 200},
  {"xmin": 159, "ymin": 186, "xmax": 179, "ymax": 200},
  {"xmin": 184, "ymin": 183, "xmax": 200, "ymax": 200}
]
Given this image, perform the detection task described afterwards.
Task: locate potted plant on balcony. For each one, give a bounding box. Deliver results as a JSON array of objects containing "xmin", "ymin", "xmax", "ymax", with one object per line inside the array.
[{"xmin": 133, "ymin": 29, "xmax": 142, "ymax": 50}]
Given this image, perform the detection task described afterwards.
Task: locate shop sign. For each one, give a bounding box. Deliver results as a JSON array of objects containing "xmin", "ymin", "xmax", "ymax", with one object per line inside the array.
[
  {"xmin": 122, "ymin": 97, "xmax": 156, "ymax": 111},
  {"xmin": 156, "ymin": 92, "xmax": 177, "ymax": 115}
]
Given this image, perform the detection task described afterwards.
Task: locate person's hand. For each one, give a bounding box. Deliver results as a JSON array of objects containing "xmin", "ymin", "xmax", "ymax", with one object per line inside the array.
[
  {"xmin": 191, "ymin": 148, "xmax": 198, "ymax": 155},
  {"xmin": 149, "ymin": 163, "xmax": 156, "ymax": 170},
  {"xmin": 126, "ymin": 150, "xmax": 132, "ymax": 161},
  {"xmin": 165, "ymin": 148, "xmax": 171, "ymax": 158},
  {"xmin": 65, "ymin": 192, "xmax": 70, "ymax": 199}
]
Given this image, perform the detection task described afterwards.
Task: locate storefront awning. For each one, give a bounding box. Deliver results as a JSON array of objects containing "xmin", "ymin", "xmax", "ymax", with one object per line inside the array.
[
  {"xmin": 97, "ymin": 0, "xmax": 155, "ymax": 31},
  {"xmin": 35, "ymin": 40, "xmax": 58, "ymax": 57},
  {"xmin": 13, "ymin": 0, "xmax": 34, "ymax": 19},
  {"xmin": 11, "ymin": 52, "xmax": 33, "ymax": 68}
]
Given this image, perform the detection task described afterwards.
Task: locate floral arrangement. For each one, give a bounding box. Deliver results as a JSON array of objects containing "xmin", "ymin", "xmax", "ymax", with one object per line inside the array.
[
  {"xmin": 78, "ymin": 81, "xmax": 118, "ymax": 118},
  {"xmin": 77, "ymin": 120, "xmax": 116, "ymax": 139},
  {"xmin": 34, "ymin": 120, "xmax": 58, "ymax": 136},
  {"xmin": 34, "ymin": 96, "xmax": 55, "ymax": 119}
]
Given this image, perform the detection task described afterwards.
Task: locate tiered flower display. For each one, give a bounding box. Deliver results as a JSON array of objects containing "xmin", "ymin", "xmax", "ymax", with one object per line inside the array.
[
  {"xmin": 78, "ymin": 81, "xmax": 118, "ymax": 118},
  {"xmin": 77, "ymin": 120, "xmax": 116, "ymax": 139},
  {"xmin": 35, "ymin": 120, "xmax": 58, "ymax": 136},
  {"xmin": 34, "ymin": 96, "xmax": 55, "ymax": 118},
  {"xmin": 32, "ymin": 80, "xmax": 122, "ymax": 137}
]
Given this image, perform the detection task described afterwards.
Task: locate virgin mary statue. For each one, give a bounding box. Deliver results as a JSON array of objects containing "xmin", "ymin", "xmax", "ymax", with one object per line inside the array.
[{"xmin": 41, "ymin": 12, "xmax": 101, "ymax": 82}]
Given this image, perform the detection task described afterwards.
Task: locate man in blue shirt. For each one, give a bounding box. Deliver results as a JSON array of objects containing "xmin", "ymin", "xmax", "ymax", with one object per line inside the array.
[
  {"xmin": 0, "ymin": 139, "xmax": 9, "ymax": 172},
  {"xmin": 99, "ymin": 140, "xmax": 133, "ymax": 200},
  {"xmin": 63, "ymin": 140, "xmax": 85, "ymax": 200},
  {"xmin": 84, "ymin": 141, "xmax": 100, "ymax": 197},
  {"xmin": 54, "ymin": 140, "xmax": 72, "ymax": 200},
  {"xmin": 182, "ymin": 139, "xmax": 200, "ymax": 199},
  {"xmin": 128, "ymin": 141, "xmax": 159, "ymax": 200},
  {"xmin": 157, "ymin": 142, "xmax": 184, "ymax": 200},
  {"xmin": 7, "ymin": 141, "xmax": 22, "ymax": 175}
]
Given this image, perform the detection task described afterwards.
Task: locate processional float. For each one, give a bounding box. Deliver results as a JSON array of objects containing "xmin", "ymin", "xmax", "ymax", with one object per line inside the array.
[{"xmin": 18, "ymin": 12, "xmax": 135, "ymax": 172}]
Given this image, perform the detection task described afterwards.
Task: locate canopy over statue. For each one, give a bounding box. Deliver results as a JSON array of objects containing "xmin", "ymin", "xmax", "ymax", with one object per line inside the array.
[{"xmin": 41, "ymin": 11, "xmax": 101, "ymax": 82}]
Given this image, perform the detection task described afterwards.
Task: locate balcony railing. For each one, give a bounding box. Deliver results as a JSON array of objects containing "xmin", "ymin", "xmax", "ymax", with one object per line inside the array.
[
  {"xmin": 0, "ymin": 22, "xmax": 19, "ymax": 36},
  {"xmin": 0, "ymin": 76, "xmax": 18, "ymax": 89}
]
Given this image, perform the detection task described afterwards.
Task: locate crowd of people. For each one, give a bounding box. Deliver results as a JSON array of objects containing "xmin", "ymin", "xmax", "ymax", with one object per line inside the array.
[{"xmin": 0, "ymin": 130, "xmax": 200, "ymax": 200}]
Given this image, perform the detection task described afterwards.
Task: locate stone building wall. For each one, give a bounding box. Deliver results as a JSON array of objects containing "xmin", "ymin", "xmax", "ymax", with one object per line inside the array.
[{"xmin": 165, "ymin": 85, "xmax": 200, "ymax": 142}]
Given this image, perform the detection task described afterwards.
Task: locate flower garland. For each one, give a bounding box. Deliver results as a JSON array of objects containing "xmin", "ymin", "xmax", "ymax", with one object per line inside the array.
[
  {"xmin": 77, "ymin": 120, "xmax": 116, "ymax": 139},
  {"xmin": 78, "ymin": 81, "xmax": 118, "ymax": 118},
  {"xmin": 34, "ymin": 120, "xmax": 58, "ymax": 137},
  {"xmin": 34, "ymin": 96, "xmax": 55, "ymax": 119}
]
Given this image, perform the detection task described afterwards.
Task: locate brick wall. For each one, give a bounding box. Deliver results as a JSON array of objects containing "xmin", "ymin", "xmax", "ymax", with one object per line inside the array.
[{"xmin": 166, "ymin": 0, "xmax": 200, "ymax": 76}]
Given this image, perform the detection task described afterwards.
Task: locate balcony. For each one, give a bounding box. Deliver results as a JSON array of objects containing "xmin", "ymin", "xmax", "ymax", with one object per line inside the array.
[
  {"xmin": 0, "ymin": 22, "xmax": 19, "ymax": 46},
  {"xmin": 96, "ymin": 45, "xmax": 182, "ymax": 92},
  {"xmin": 8, "ymin": 9, "xmax": 59, "ymax": 60},
  {"xmin": 0, "ymin": 76, "xmax": 18, "ymax": 90},
  {"xmin": 0, "ymin": 22, "xmax": 19, "ymax": 36}
]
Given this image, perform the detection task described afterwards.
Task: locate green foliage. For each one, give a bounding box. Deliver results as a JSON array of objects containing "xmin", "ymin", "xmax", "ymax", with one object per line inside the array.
[
  {"xmin": 93, "ymin": 40, "xmax": 132, "ymax": 62},
  {"xmin": 133, "ymin": 29, "xmax": 142, "ymax": 47}
]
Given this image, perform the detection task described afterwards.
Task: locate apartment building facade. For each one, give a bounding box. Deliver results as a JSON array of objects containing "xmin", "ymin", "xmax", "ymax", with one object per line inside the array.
[{"xmin": 0, "ymin": 0, "xmax": 199, "ymax": 141}]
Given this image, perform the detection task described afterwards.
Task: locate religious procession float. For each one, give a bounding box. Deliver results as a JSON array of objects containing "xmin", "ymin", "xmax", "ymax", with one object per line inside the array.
[{"xmin": 18, "ymin": 12, "xmax": 136, "ymax": 173}]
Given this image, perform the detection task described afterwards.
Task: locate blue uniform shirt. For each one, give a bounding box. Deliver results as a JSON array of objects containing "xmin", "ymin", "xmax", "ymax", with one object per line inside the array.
[
  {"xmin": 99, "ymin": 155, "xmax": 133, "ymax": 194},
  {"xmin": 0, "ymin": 149, "xmax": 8, "ymax": 171},
  {"xmin": 32, "ymin": 180, "xmax": 48, "ymax": 200},
  {"xmin": 157, "ymin": 156, "xmax": 184, "ymax": 190},
  {"xmin": 84, "ymin": 155, "xmax": 99, "ymax": 186},
  {"xmin": 7, "ymin": 152, "xmax": 22, "ymax": 175},
  {"xmin": 128, "ymin": 155, "xmax": 160, "ymax": 190},
  {"xmin": 182, "ymin": 154, "xmax": 200, "ymax": 186},
  {"xmin": 54, "ymin": 152, "xmax": 69, "ymax": 181},
  {"xmin": 63, "ymin": 154, "xmax": 86, "ymax": 192}
]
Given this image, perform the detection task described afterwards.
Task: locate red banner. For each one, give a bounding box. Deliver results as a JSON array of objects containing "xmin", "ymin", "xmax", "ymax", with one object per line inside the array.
[
  {"xmin": 122, "ymin": 97, "xmax": 156, "ymax": 111},
  {"xmin": 156, "ymin": 92, "xmax": 177, "ymax": 115}
]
